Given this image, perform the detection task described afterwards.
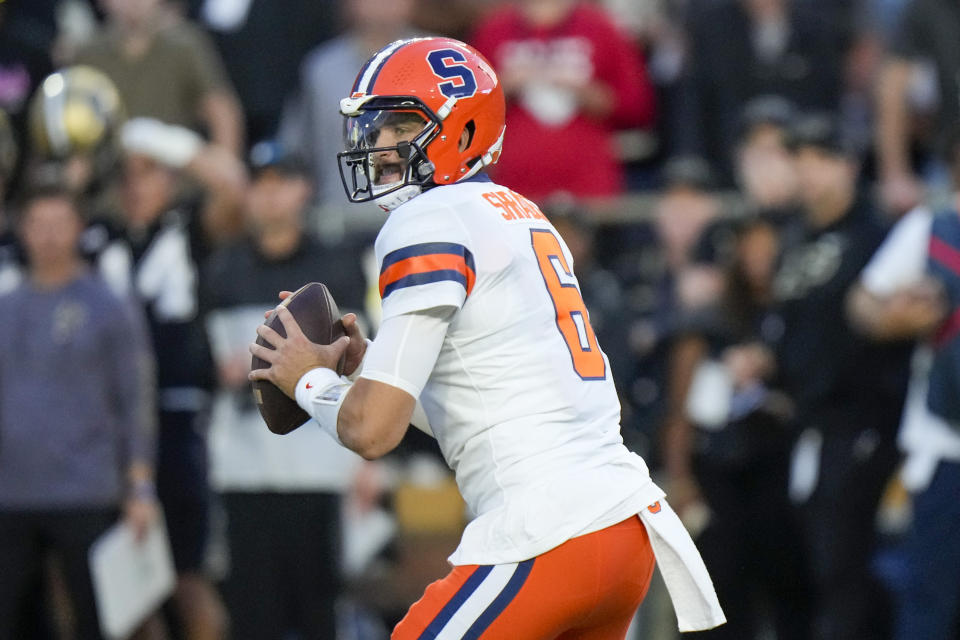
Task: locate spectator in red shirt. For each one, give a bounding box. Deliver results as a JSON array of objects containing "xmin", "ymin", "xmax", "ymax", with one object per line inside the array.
[{"xmin": 471, "ymin": 0, "xmax": 656, "ymax": 201}]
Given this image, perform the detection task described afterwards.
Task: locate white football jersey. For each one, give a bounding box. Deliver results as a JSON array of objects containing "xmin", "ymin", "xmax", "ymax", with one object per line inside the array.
[{"xmin": 374, "ymin": 176, "xmax": 664, "ymax": 565}]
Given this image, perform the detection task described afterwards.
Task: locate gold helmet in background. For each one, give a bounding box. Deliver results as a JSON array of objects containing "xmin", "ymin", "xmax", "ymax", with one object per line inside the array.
[{"xmin": 29, "ymin": 65, "xmax": 125, "ymax": 159}]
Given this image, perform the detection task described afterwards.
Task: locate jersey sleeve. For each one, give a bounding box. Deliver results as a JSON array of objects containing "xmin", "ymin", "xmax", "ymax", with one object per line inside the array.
[{"xmin": 375, "ymin": 207, "xmax": 476, "ymax": 320}]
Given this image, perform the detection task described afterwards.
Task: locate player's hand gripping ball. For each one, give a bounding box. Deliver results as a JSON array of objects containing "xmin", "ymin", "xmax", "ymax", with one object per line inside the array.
[{"xmin": 250, "ymin": 282, "xmax": 346, "ymax": 434}]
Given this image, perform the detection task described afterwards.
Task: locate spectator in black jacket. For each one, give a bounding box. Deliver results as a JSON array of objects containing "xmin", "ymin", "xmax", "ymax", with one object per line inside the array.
[
  {"xmin": 668, "ymin": 214, "xmax": 813, "ymax": 640},
  {"xmin": 752, "ymin": 113, "xmax": 911, "ymax": 640}
]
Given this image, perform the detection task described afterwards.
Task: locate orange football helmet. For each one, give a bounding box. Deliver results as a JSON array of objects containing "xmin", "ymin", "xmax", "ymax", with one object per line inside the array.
[{"xmin": 338, "ymin": 37, "xmax": 505, "ymax": 210}]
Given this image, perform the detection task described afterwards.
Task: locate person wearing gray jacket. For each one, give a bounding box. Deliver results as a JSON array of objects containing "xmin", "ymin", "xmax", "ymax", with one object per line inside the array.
[{"xmin": 0, "ymin": 186, "xmax": 157, "ymax": 640}]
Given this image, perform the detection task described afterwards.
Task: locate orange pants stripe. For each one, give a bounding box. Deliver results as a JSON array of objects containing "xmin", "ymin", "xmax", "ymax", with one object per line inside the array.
[{"xmin": 392, "ymin": 515, "xmax": 656, "ymax": 640}]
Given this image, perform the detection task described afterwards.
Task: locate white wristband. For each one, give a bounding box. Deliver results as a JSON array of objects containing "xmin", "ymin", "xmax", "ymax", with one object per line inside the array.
[{"xmin": 295, "ymin": 367, "xmax": 353, "ymax": 445}]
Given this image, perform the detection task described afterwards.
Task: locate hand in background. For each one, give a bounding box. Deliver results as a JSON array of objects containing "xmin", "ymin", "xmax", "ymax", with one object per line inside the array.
[
  {"xmin": 723, "ymin": 342, "xmax": 775, "ymax": 390},
  {"xmin": 879, "ymin": 172, "xmax": 923, "ymax": 218},
  {"xmin": 886, "ymin": 278, "xmax": 947, "ymax": 336},
  {"xmin": 124, "ymin": 493, "xmax": 159, "ymax": 543}
]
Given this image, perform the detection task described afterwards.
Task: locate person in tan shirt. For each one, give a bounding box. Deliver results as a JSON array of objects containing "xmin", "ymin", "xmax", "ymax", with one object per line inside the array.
[{"xmin": 75, "ymin": 0, "xmax": 244, "ymax": 156}]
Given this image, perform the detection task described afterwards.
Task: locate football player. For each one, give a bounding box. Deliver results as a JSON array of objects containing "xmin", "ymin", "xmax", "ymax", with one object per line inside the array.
[{"xmin": 250, "ymin": 37, "xmax": 725, "ymax": 639}]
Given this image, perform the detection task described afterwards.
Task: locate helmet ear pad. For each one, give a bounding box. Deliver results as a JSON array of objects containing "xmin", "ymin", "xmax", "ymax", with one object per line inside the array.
[
  {"xmin": 429, "ymin": 94, "xmax": 504, "ymax": 184},
  {"xmin": 460, "ymin": 121, "xmax": 476, "ymax": 152},
  {"xmin": 434, "ymin": 121, "xmax": 474, "ymax": 172}
]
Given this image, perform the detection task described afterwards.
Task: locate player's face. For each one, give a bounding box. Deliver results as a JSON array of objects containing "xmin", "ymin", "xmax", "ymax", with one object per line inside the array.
[
  {"xmin": 348, "ymin": 111, "xmax": 427, "ymax": 187},
  {"xmin": 372, "ymin": 113, "xmax": 427, "ymax": 186}
]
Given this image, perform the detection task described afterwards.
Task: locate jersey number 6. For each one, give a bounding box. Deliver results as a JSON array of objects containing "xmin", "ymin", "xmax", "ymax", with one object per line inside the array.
[{"xmin": 530, "ymin": 229, "xmax": 606, "ymax": 380}]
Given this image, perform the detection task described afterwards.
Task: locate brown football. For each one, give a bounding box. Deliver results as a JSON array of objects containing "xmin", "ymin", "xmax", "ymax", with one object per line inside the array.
[{"xmin": 251, "ymin": 282, "xmax": 346, "ymax": 435}]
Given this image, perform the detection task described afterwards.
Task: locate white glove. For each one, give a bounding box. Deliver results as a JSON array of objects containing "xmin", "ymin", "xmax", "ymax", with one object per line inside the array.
[{"xmin": 121, "ymin": 117, "xmax": 203, "ymax": 168}]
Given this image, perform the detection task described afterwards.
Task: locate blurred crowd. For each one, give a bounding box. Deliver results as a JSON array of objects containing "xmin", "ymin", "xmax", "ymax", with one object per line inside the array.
[{"xmin": 1, "ymin": 0, "xmax": 959, "ymax": 639}]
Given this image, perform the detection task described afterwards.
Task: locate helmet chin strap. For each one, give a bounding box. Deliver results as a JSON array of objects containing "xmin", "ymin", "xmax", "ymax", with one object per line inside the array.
[
  {"xmin": 371, "ymin": 138, "xmax": 434, "ymax": 211},
  {"xmin": 372, "ymin": 183, "xmax": 422, "ymax": 212}
]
